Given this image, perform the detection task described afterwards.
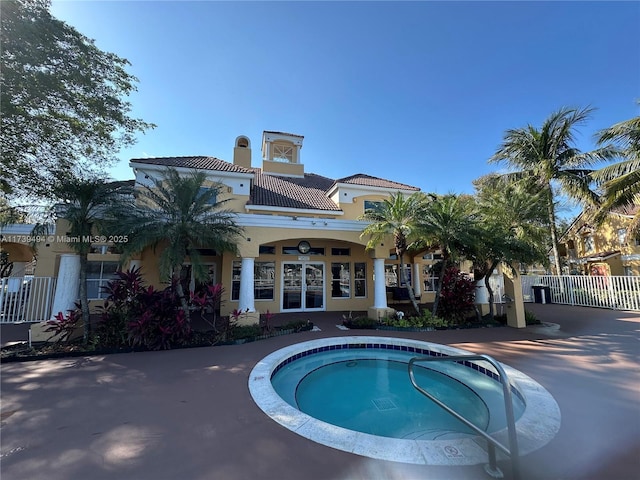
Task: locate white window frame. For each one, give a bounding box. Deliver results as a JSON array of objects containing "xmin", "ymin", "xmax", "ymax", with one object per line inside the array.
[{"xmin": 86, "ymin": 261, "xmax": 119, "ymax": 300}]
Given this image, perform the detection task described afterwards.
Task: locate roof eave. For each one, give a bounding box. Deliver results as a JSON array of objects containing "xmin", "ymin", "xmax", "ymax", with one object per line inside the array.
[
  {"xmin": 130, "ymin": 161, "xmax": 254, "ymax": 180},
  {"xmin": 245, "ymin": 205, "xmax": 344, "ymax": 216}
]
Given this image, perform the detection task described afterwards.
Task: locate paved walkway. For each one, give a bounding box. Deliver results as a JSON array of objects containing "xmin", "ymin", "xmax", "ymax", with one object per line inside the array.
[{"xmin": 1, "ymin": 304, "xmax": 639, "ymax": 480}]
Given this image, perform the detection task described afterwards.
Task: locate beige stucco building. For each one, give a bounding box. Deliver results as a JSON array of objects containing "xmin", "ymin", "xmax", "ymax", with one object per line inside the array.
[
  {"xmin": 557, "ymin": 205, "xmax": 640, "ymax": 276},
  {"xmin": 7, "ymin": 131, "xmax": 448, "ymax": 321}
]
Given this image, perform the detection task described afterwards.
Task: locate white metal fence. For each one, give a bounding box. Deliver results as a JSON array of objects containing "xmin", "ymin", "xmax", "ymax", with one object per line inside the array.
[
  {"xmin": 521, "ymin": 275, "xmax": 640, "ymax": 311},
  {"xmin": 0, "ymin": 277, "xmax": 57, "ymax": 323},
  {"xmin": 1, "ymin": 273, "xmax": 638, "ymax": 324}
]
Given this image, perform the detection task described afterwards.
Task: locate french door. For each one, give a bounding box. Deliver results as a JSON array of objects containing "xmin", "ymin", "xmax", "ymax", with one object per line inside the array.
[{"xmin": 282, "ymin": 262, "xmax": 325, "ymax": 312}]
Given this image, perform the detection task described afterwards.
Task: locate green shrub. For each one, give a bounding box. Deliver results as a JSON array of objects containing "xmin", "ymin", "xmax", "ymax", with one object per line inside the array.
[
  {"xmin": 525, "ymin": 309, "xmax": 540, "ymax": 325},
  {"xmin": 279, "ymin": 319, "xmax": 312, "ymax": 332},
  {"xmin": 344, "ymin": 316, "xmax": 378, "ymax": 329},
  {"xmin": 382, "ymin": 309, "xmax": 448, "ymax": 329},
  {"xmin": 230, "ymin": 324, "xmax": 262, "ymax": 341}
]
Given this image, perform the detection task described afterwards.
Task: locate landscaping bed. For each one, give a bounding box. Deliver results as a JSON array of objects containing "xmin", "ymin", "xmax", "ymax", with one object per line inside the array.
[{"xmin": 0, "ymin": 319, "xmax": 314, "ymax": 363}]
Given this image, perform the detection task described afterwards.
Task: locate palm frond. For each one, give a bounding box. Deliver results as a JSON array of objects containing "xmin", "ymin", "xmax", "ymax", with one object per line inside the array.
[{"xmin": 111, "ymin": 168, "xmax": 244, "ymax": 282}]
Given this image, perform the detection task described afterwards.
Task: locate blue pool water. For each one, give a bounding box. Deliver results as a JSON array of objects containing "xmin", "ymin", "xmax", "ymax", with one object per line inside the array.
[{"xmin": 271, "ymin": 348, "xmax": 525, "ymax": 440}]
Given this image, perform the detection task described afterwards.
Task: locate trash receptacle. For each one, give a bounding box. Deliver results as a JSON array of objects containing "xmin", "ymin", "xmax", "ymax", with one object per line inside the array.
[{"xmin": 532, "ymin": 285, "xmax": 552, "ymax": 304}]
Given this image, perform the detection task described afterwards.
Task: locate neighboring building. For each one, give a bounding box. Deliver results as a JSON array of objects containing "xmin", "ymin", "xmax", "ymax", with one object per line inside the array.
[
  {"xmin": 557, "ymin": 204, "xmax": 640, "ymax": 276},
  {"xmin": 19, "ymin": 131, "xmax": 445, "ymax": 320}
]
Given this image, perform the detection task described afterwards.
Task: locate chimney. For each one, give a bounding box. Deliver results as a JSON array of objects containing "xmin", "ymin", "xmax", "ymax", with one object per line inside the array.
[{"xmin": 233, "ymin": 135, "xmax": 252, "ymax": 168}]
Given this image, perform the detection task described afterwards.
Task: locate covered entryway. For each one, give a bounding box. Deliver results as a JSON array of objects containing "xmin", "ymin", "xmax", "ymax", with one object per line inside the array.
[{"xmin": 282, "ymin": 262, "xmax": 325, "ymax": 312}]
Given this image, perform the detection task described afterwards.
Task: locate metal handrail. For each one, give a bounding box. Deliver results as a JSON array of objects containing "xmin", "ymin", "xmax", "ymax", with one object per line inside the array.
[{"xmin": 408, "ymin": 354, "xmax": 520, "ymax": 480}]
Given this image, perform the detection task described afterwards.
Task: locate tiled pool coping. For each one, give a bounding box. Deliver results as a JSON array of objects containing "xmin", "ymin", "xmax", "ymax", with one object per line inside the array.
[{"xmin": 248, "ymin": 336, "xmax": 561, "ymax": 466}]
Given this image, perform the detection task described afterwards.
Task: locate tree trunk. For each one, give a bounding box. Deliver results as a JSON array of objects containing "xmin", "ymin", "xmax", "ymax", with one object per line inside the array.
[
  {"xmin": 78, "ymin": 253, "xmax": 90, "ymax": 344},
  {"xmin": 398, "ymin": 253, "xmax": 420, "ymax": 314},
  {"xmin": 173, "ymin": 264, "xmax": 191, "ymax": 321},
  {"xmin": 432, "ymin": 256, "xmax": 448, "ymax": 317},
  {"xmin": 547, "ymin": 185, "xmax": 562, "ymax": 275},
  {"xmin": 484, "ymin": 260, "xmax": 499, "ymax": 322}
]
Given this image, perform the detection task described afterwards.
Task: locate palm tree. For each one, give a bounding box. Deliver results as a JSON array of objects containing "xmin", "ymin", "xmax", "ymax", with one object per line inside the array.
[
  {"xmin": 489, "ymin": 106, "xmax": 611, "ymax": 275},
  {"xmin": 360, "ymin": 192, "xmax": 429, "ymax": 314},
  {"xmin": 418, "ymin": 194, "xmax": 478, "ymax": 316},
  {"xmin": 592, "ymin": 110, "xmax": 640, "ymax": 232},
  {"xmin": 53, "ymin": 177, "xmax": 132, "ymax": 343},
  {"xmin": 470, "ymin": 177, "xmax": 548, "ymax": 319},
  {"xmin": 112, "ymin": 168, "xmax": 244, "ymax": 319}
]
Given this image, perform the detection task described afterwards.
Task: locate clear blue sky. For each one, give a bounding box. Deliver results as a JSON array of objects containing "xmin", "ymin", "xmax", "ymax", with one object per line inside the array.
[{"xmin": 50, "ymin": 1, "xmax": 639, "ymax": 217}]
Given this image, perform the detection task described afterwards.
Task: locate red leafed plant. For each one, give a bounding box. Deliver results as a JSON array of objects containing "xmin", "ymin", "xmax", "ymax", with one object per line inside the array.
[
  {"xmin": 45, "ymin": 305, "xmax": 82, "ymax": 343},
  {"xmin": 436, "ymin": 267, "xmax": 476, "ymax": 325}
]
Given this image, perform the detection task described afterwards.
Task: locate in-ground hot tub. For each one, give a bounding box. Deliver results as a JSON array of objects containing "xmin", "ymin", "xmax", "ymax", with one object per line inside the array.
[{"xmin": 249, "ymin": 336, "xmax": 560, "ymax": 465}]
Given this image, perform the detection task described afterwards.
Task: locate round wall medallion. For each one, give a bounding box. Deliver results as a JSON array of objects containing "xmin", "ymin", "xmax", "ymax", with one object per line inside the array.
[{"xmin": 297, "ymin": 241, "xmax": 311, "ymax": 254}]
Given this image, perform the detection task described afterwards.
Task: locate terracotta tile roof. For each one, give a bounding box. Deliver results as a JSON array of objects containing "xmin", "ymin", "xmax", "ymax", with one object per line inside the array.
[
  {"xmin": 335, "ymin": 174, "xmax": 420, "ymax": 191},
  {"xmin": 249, "ymin": 172, "xmax": 342, "ymax": 211},
  {"xmin": 130, "ymin": 156, "xmax": 253, "ymax": 174},
  {"xmin": 130, "ymin": 157, "xmax": 421, "ymax": 213}
]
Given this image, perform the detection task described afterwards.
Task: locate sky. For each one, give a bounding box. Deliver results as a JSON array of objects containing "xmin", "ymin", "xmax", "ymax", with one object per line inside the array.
[{"xmin": 49, "ymin": 1, "xmax": 640, "ymax": 218}]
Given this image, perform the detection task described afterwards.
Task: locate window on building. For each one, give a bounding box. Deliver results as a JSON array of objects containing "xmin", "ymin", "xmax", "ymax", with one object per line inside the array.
[
  {"xmin": 272, "ymin": 143, "xmax": 294, "ymax": 163},
  {"xmin": 354, "ymin": 263, "xmax": 366, "ymax": 297},
  {"xmin": 180, "ymin": 263, "xmax": 216, "ymax": 294},
  {"xmin": 282, "ymin": 246, "xmax": 325, "ymax": 255},
  {"xmin": 384, "ymin": 264, "xmax": 412, "ymax": 288},
  {"xmin": 584, "ymin": 235, "xmax": 595, "ymax": 253},
  {"xmin": 617, "ymin": 228, "xmax": 627, "ymax": 246},
  {"xmin": 623, "ymin": 266, "xmax": 634, "ymax": 276},
  {"xmin": 231, "ymin": 260, "xmax": 242, "ymax": 301},
  {"xmin": 259, "ymin": 245, "xmax": 276, "ymax": 255},
  {"xmin": 86, "ymin": 261, "xmax": 119, "ymax": 299},
  {"xmin": 231, "ymin": 260, "xmax": 275, "ymax": 301},
  {"xmin": 385, "ymin": 264, "xmax": 397, "ymax": 288},
  {"xmin": 331, "ymin": 248, "xmax": 350, "ymax": 256},
  {"xmin": 422, "ymin": 265, "xmax": 438, "ymax": 292},
  {"xmin": 363, "ymin": 200, "xmax": 383, "ymax": 213},
  {"xmin": 255, "ymin": 262, "xmax": 275, "ymax": 300},
  {"xmin": 331, "ymin": 263, "xmax": 350, "ymax": 298},
  {"xmin": 197, "ymin": 187, "xmax": 217, "ymax": 205}
]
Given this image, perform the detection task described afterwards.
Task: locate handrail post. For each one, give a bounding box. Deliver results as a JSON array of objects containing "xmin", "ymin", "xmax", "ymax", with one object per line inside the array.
[
  {"xmin": 408, "ymin": 354, "xmax": 520, "ymax": 480},
  {"xmin": 484, "ymin": 443, "xmax": 503, "ymax": 478}
]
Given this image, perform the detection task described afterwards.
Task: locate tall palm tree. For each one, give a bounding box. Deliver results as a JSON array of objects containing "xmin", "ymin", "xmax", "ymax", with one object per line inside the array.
[
  {"xmin": 360, "ymin": 192, "xmax": 429, "ymax": 314},
  {"xmin": 53, "ymin": 177, "xmax": 132, "ymax": 343},
  {"xmin": 418, "ymin": 194, "xmax": 478, "ymax": 316},
  {"xmin": 592, "ymin": 111, "xmax": 640, "ymax": 232},
  {"xmin": 489, "ymin": 106, "xmax": 611, "ymax": 275},
  {"xmin": 112, "ymin": 168, "xmax": 244, "ymax": 319}
]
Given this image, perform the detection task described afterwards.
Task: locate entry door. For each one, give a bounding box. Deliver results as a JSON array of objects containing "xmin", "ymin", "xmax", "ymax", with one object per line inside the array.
[{"xmin": 282, "ymin": 262, "xmax": 325, "ymax": 312}]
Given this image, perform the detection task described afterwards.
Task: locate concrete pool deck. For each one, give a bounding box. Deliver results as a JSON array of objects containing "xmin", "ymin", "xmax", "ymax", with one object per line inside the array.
[{"xmin": 1, "ymin": 304, "xmax": 639, "ymax": 480}]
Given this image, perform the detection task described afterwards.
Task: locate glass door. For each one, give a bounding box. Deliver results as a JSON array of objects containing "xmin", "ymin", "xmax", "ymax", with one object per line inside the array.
[
  {"xmin": 282, "ymin": 262, "xmax": 325, "ymax": 311},
  {"xmin": 282, "ymin": 263, "xmax": 302, "ymax": 310},
  {"xmin": 304, "ymin": 263, "xmax": 324, "ymax": 310}
]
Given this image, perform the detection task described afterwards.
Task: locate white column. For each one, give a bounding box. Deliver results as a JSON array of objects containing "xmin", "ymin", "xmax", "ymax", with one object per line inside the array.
[
  {"xmin": 413, "ymin": 262, "xmax": 421, "ymax": 297},
  {"xmin": 475, "ymin": 279, "xmax": 489, "ymax": 304},
  {"xmin": 373, "ymin": 258, "xmax": 388, "ymax": 309},
  {"xmin": 295, "ymin": 144, "xmax": 301, "ymax": 164},
  {"xmin": 238, "ymin": 257, "xmax": 255, "ymax": 312},
  {"xmin": 129, "ymin": 259, "xmax": 141, "ymax": 271},
  {"xmin": 7, "ymin": 262, "xmax": 27, "ymax": 293},
  {"xmin": 9, "ymin": 261, "xmax": 27, "ymax": 277},
  {"xmin": 50, "ymin": 254, "xmax": 80, "ymax": 319},
  {"xmin": 264, "ymin": 142, "xmax": 271, "ymax": 162}
]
